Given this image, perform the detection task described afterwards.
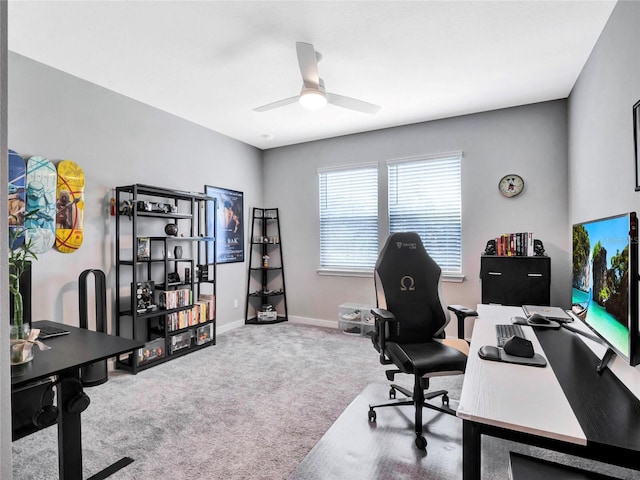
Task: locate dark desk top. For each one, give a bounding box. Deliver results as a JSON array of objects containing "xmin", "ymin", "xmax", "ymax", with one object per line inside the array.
[
  {"xmin": 11, "ymin": 320, "xmax": 143, "ymax": 388},
  {"xmin": 535, "ymin": 327, "xmax": 640, "ymax": 460}
]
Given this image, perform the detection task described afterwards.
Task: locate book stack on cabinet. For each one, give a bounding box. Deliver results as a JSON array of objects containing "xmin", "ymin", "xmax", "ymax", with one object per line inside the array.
[
  {"xmin": 114, "ymin": 184, "xmax": 217, "ymax": 374},
  {"xmin": 494, "ymin": 232, "xmax": 534, "ymax": 256}
]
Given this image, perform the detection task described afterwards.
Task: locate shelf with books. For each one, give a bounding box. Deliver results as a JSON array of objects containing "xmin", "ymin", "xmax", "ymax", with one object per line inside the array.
[{"xmin": 115, "ymin": 184, "xmax": 217, "ymax": 374}]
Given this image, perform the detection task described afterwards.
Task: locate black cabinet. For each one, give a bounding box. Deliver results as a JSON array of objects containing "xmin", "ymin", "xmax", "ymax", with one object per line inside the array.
[
  {"xmin": 245, "ymin": 208, "xmax": 287, "ymax": 324},
  {"xmin": 114, "ymin": 184, "xmax": 217, "ymax": 373},
  {"xmin": 480, "ymin": 256, "xmax": 550, "ymax": 306}
]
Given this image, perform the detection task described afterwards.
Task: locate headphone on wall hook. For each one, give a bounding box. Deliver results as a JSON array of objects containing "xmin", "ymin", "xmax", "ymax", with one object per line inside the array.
[{"xmin": 32, "ymin": 377, "xmax": 91, "ymax": 429}]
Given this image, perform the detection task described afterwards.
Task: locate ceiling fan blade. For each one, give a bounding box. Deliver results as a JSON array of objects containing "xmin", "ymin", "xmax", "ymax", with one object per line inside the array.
[
  {"xmin": 253, "ymin": 96, "xmax": 299, "ymax": 112},
  {"xmin": 296, "ymin": 42, "xmax": 320, "ymax": 88},
  {"xmin": 326, "ymin": 93, "xmax": 381, "ymax": 114}
]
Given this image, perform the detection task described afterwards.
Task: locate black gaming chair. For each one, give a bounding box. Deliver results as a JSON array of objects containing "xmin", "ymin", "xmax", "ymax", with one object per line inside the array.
[{"xmin": 368, "ymin": 232, "xmax": 476, "ymax": 451}]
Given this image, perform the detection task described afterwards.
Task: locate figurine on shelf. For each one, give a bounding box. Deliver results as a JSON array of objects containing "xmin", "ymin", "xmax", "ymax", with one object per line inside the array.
[
  {"xmin": 533, "ymin": 239, "xmax": 546, "ymax": 256},
  {"xmin": 263, "ymin": 254, "xmax": 269, "ymax": 268},
  {"xmin": 483, "ymin": 239, "xmax": 497, "ymax": 256}
]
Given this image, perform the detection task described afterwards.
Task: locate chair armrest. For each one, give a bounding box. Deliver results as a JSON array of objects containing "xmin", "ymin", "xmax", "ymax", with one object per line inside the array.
[
  {"xmin": 370, "ymin": 308, "xmax": 398, "ymax": 365},
  {"xmin": 447, "ymin": 305, "xmax": 478, "ymax": 341},
  {"xmin": 371, "ymin": 308, "xmax": 398, "ymax": 322}
]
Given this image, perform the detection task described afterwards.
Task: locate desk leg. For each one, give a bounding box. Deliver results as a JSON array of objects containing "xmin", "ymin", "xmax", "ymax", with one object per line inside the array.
[
  {"xmin": 57, "ymin": 370, "xmax": 84, "ymax": 480},
  {"xmin": 463, "ymin": 420, "xmax": 481, "ymax": 480}
]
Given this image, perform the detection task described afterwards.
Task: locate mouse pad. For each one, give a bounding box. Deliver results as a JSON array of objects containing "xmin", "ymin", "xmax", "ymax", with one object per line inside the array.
[
  {"xmin": 478, "ymin": 345, "xmax": 547, "ymax": 367},
  {"xmin": 526, "ymin": 320, "xmax": 560, "ymax": 329},
  {"xmin": 512, "ymin": 316, "xmax": 561, "ymax": 329}
]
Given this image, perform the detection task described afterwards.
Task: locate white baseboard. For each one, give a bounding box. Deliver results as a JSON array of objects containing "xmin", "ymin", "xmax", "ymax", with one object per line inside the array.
[
  {"xmin": 288, "ymin": 315, "xmax": 338, "ymax": 329},
  {"xmin": 218, "ymin": 315, "xmax": 339, "ymax": 330},
  {"xmin": 217, "ymin": 318, "xmax": 246, "ymax": 334}
]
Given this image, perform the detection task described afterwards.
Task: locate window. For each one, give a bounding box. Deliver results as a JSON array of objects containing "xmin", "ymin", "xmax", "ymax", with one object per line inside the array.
[
  {"xmin": 388, "ymin": 153, "xmax": 462, "ymax": 274},
  {"xmin": 318, "ymin": 164, "xmax": 378, "ymax": 270},
  {"xmin": 318, "ymin": 152, "xmax": 462, "ymax": 277}
]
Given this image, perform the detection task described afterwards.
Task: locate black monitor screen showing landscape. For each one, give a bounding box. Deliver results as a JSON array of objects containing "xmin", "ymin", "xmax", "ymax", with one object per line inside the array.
[{"xmin": 572, "ymin": 212, "xmax": 639, "ymax": 366}]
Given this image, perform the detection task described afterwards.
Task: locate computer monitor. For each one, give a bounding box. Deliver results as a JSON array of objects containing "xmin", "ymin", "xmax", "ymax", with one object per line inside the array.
[{"xmin": 571, "ymin": 212, "xmax": 640, "ymax": 368}]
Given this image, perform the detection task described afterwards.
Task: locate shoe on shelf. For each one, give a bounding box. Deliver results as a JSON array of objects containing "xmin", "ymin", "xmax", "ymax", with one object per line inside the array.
[
  {"xmin": 341, "ymin": 310, "xmax": 361, "ymax": 321},
  {"xmin": 343, "ymin": 326, "xmax": 362, "ymax": 335}
]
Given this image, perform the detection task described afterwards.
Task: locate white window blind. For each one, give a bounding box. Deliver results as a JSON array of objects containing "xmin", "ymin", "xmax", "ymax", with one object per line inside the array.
[
  {"xmin": 319, "ymin": 165, "xmax": 378, "ymax": 269},
  {"xmin": 388, "ymin": 153, "xmax": 462, "ymax": 273}
]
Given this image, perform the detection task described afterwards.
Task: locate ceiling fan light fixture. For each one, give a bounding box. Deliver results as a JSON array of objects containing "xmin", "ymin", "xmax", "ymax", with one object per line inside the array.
[
  {"xmin": 253, "ymin": 43, "xmax": 380, "ymax": 114},
  {"xmin": 299, "ymin": 89, "xmax": 327, "ymax": 110}
]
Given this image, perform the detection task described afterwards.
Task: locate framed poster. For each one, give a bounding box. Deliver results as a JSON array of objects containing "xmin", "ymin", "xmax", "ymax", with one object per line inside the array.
[{"xmin": 205, "ymin": 185, "xmax": 244, "ymax": 264}]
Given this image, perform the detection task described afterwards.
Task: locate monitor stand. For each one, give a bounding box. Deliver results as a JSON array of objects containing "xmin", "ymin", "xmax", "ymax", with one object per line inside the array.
[
  {"xmin": 596, "ymin": 348, "xmax": 616, "ymax": 374},
  {"xmin": 561, "ymin": 323, "xmax": 615, "ymax": 375}
]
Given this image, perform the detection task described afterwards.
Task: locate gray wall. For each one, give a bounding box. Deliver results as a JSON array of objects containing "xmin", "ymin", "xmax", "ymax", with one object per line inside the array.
[
  {"xmin": 8, "ymin": 52, "xmax": 262, "ymax": 334},
  {"xmin": 568, "ymin": 0, "xmax": 640, "ymax": 219},
  {"xmin": 568, "ymin": 0, "xmax": 640, "ymax": 385},
  {"xmin": 263, "ymin": 100, "xmax": 570, "ymax": 337},
  {"xmin": 1, "ymin": 2, "xmax": 11, "ymax": 477}
]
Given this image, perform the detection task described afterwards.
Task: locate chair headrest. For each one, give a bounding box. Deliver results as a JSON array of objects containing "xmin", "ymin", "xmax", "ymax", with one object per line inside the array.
[
  {"xmin": 375, "ymin": 232, "xmax": 447, "ymax": 338},
  {"xmin": 376, "ymin": 232, "xmax": 438, "ymax": 274},
  {"xmin": 376, "ymin": 232, "xmax": 441, "ymax": 294}
]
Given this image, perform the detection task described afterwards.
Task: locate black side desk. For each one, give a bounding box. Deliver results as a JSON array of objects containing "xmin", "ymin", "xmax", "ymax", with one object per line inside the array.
[
  {"xmin": 11, "ymin": 320, "xmax": 143, "ymax": 480},
  {"xmin": 458, "ymin": 305, "xmax": 640, "ymax": 480}
]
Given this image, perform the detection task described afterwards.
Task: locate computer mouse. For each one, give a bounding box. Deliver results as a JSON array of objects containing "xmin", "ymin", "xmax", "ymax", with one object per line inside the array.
[
  {"xmin": 503, "ymin": 336, "xmax": 535, "ymax": 358},
  {"xmin": 511, "ymin": 316, "xmax": 528, "ymax": 325},
  {"xmin": 527, "ymin": 313, "xmax": 551, "ymax": 325}
]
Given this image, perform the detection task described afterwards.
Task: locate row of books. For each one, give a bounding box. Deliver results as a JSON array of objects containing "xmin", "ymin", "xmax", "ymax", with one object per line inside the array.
[
  {"xmin": 157, "ymin": 288, "xmax": 192, "ymax": 309},
  {"xmin": 494, "ymin": 232, "xmax": 534, "ymax": 256},
  {"xmin": 166, "ymin": 296, "xmax": 215, "ymax": 332}
]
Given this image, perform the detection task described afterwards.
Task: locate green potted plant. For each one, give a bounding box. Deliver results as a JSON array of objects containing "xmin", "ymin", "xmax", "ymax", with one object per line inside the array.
[{"xmin": 9, "ymin": 218, "xmax": 38, "ymax": 364}]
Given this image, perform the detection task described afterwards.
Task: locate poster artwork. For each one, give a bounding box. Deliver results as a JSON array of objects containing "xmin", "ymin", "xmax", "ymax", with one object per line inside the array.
[{"xmin": 205, "ymin": 185, "xmax": 244, "ymax": 264}]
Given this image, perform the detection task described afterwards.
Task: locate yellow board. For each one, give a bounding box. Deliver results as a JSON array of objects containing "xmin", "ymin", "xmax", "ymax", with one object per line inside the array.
[{"xmin": 55, "ymin": 160, "xmax": 84, "ymax": 253}]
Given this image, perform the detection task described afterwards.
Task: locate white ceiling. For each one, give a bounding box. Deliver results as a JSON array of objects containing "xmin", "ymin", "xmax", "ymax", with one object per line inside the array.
[{"xmin": 8, "ymin": 1, "xmax": 616, "ymax": 150}]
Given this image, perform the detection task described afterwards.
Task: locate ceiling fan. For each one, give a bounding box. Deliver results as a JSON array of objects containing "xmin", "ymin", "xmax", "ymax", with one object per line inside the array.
[{"xmin": 253, "ymin": 42, "xmax": 381, "ymax": 114}]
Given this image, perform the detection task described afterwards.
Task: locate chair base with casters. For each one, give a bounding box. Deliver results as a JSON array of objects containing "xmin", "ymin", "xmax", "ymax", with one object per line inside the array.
[
  {"xmin": 367, "ymin": 368, "xmax": 459, "ymax": 450},
  {"xmin": 367, "ymin": 315, "xmax": 469, "ymax": 450}
]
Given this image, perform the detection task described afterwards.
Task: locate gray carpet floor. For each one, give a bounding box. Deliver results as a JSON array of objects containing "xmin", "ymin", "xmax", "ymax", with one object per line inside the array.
[{"xmin": 11, "ymin": 323, "xmax": 640, "ymax": 479}]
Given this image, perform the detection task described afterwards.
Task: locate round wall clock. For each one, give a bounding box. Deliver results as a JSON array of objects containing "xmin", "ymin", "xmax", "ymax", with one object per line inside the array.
[{"xmin": 498, "ymin": 174, "xmax": 525, "ymax": 198}]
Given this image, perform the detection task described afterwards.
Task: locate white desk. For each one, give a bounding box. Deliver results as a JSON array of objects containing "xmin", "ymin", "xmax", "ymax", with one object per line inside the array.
[
  {"xmin": 458, "ymin": 305, "xmax": 584, "ymax": 444},
  {"xmin": 458, "ymin": 304, "xmax": 640, "ymax": 480}
]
